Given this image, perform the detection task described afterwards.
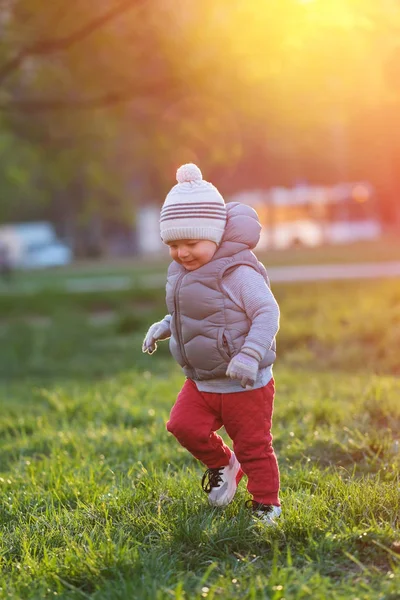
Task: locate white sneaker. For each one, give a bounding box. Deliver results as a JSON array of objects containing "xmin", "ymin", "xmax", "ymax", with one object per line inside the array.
[
  {"xmin": 246, "ymin": 500, "xmax": 282, "ymax": 526},
  {"xmin": 201, "ymin": 453, "xmax": 244, "ymax": 507}
]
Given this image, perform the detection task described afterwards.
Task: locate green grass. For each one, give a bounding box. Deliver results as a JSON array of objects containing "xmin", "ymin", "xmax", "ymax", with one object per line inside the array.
[
  {"xmin": 1, "ymin": 232, "xmax": 400, "ymax": 302},
  {"xmin": 0, "ymin": 286, "xmax": 166, "ymax": 320},
  {"xmin": 2, "ymin": 279, "xmax": 400, "ymax": 376},
  {"xmin": 0, "ymin": 279, "xmax": 399, "ymax": 599}
]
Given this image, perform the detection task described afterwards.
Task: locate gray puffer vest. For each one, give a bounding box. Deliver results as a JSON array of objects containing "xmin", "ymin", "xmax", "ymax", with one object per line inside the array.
[{"xmin": 165, "ymin": 202, "xmax": 276, "ymax": 380}]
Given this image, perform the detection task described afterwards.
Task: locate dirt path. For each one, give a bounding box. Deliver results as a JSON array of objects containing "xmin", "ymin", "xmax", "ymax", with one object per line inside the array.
[{"xmin": 268, "ymin": 260, "xmax": 400, "ymax": 282}]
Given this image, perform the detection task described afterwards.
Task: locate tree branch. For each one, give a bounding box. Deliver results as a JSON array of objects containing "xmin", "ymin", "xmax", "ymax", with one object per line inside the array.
[
  {"xmin": 0, "ymin": 0, "xmax": 144, "ymax": 84},
  {"xmin": 0, "ymin": 88, "xmax": 137, "ymax": 111},
  {"xmin": 0, "ymin": 77, "xmax": 178, "ymax": 112}
]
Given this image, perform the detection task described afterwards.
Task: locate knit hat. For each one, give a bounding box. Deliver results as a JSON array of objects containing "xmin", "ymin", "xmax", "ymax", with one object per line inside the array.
[{"xmin": 160, "ymin": 164, "xmax": 227, "ymax": 244}]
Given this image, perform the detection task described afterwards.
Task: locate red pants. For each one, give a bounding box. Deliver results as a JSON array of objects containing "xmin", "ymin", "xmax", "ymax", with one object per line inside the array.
[{"xmin": 166, "ymin": 377, "xmax": 280, "ymax": 506}]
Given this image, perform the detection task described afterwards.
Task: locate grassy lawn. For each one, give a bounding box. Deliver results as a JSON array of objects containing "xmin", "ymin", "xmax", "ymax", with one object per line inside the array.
[
  {"xmin": 0, "ymin": 279, "xmax": 399, "ymax": 599},
  {"xmin": 2, "ymin": 234, "xmax": 400, "ymax": 320},
  {"xmin": 1, "ymin": 232, "xmax": 400, "ymax": 299}
]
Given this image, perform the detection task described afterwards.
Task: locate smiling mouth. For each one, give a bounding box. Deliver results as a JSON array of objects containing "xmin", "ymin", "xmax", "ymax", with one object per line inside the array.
[{"xmin": 181, "ymin": 259, "xmax": 196, "ymax": 265}]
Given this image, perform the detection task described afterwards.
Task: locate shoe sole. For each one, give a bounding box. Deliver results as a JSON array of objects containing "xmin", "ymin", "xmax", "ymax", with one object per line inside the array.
[{"xmin": 208, "ymin": 461, "xmax": 244, "ymax": 507}]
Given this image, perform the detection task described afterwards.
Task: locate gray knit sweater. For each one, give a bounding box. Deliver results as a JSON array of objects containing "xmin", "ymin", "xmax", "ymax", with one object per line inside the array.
[{"xmin": 161, "ymin": 263, "xmax": 279, "ymax": 393}]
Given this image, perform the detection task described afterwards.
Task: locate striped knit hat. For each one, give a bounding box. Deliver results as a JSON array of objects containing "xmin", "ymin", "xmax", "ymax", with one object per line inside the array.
[{"xmin": 160, "ymin": 164, "xmax": 227, "ymax": 244}]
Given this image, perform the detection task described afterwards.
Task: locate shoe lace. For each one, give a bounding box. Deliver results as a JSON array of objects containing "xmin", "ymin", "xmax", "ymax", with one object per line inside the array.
[
  {"xmin": 201, "ymin": 467, "xmax": 223, "ymax": 494},
  {"xmin": 245, "ymin": 499, "xmax": 273, "ymax": 513}
]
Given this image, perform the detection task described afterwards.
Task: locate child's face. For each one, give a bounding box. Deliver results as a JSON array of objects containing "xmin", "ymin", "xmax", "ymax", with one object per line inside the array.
[{"xmin": 167, "ymin": 239, "xmax": 218, "ymax": 271}]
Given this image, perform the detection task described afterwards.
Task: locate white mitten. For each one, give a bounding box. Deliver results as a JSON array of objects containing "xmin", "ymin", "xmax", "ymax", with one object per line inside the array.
[
  {"xmin": 226, "ymin": 349, "xmax": 260, "ymax": 388},
  {"xmin": 142, "ymin": 317, "xmax": 171, "ymax": 354}
]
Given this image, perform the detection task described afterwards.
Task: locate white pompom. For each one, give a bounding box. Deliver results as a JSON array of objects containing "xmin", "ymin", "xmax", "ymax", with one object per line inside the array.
[{"xmin": 176, "ymin": 163, "xmax": 202, "ymax": 184}]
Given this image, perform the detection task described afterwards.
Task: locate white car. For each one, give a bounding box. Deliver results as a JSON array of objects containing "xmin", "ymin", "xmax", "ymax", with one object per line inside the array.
[
  {"xmin": 0, "ymin": 222, "xmax": 73, "ymax": 269},
  {"xmin": 22, "ymin": 241, "xmax": 72, "ymax": 269}
]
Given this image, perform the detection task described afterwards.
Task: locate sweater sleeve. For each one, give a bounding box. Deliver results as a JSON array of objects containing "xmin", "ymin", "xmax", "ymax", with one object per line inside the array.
[{"xmin": 221, "ymin": 265, "xmax": 280, "ymax": 361}]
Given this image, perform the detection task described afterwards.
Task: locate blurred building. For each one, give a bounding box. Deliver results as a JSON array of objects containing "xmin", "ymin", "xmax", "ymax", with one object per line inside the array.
[
  {"xmin": 229, "ymin": 182, "xmax": 381, "ymax": 250},
  {"xmin": 136, "ymin": 205, "xmax": 164, "ymax": 255}
]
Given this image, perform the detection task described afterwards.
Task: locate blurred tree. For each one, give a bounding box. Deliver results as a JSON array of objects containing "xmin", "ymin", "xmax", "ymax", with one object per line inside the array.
[
  {"xmin": 0, "ymin": 117, "xmax": 43, "ymax": 222},
  {"xmin": 0, "ymin": 0, "xmax": 400, "ymax": 251}
]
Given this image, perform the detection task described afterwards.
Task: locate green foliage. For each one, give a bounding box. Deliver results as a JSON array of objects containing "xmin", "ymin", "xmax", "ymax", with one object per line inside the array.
[{"xmin": 1, "ymin": 0, "xmax": 400, "ymax": 231}]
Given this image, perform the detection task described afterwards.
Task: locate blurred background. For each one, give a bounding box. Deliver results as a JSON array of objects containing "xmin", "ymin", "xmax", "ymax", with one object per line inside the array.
[{"xmin": 0, "ymin": 0, "xmax": 400, "ymax": 272}]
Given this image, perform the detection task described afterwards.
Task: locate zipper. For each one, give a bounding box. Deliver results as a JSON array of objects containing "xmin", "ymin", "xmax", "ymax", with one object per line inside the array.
[
  {"xmin": 222, "ymin": 333, "xmax": 231, "ymax": 357},
  {"xmin": 173, "ymin": 272, "xmax": 193, "ymax": 371}
]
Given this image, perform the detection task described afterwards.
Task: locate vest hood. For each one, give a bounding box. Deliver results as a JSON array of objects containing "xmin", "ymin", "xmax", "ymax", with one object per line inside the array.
[{"xmin": 214, "ymin": 202, "xmax": 261, "ymax": 260}]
